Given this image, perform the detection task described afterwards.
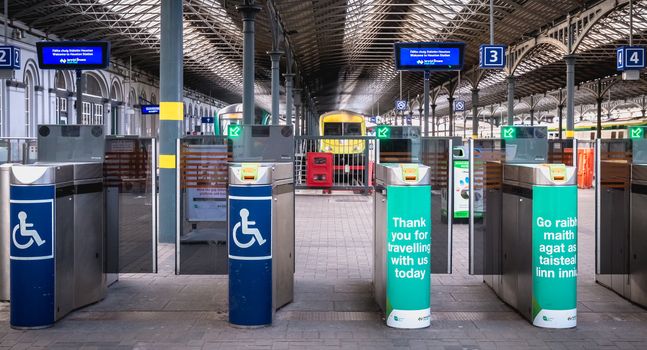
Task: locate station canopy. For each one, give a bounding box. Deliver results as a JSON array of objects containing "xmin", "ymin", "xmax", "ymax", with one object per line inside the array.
[{"xmin": 7, "ymin": 0, "xmax": 647, "ymax": 116}]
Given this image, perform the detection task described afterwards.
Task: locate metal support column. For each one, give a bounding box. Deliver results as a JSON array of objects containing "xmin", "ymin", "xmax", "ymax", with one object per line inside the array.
[
  {"xmin": 558, "ymin": 104, "xmax": 564, "ymax": 139},
  {"xmin": 565, "ymin": 55, "xmax": 576, "ymax": 139},
  {"xmin": 529, "ymin": 95, "xmax": 535, "ymax": 126},
  {"xmin": 471, "ymin": 88, "xmax": 479, "ymax": 138},
  {"xmin": 284, "ymin": 73, "xmax": 294, "ymax": 126},
  {"xmin": 269, "ymin": 51, "xmax": 282, "ymax": 125},
  {"xmin": 293, "ymin": 89, "xmax": 301, "ymax": 136},
  {"xmin": 75, "ymin": 70, "xmax": 83, "ymax": 124},
  {"xmin": 423, "ymin": 71, "xmax": 430, "ymax": 136},
  {"xmin": 596, "ymin": 97, "xmax": 603, "ymax": 139},
  {"xmin": 507, "ymin": 75, "xmax": 515, "ymax": 125},
  {"xmin": 418, "ymin": 105, "xmax": 423, "ymax": 134},
  {"xmin": 237, "ymin": 2, "xmax": 262, "ymax": 125},
  {"xmin": 159, "ymin": 0, "xmax": 183, "ymax": 244},
  {"xmin": 447, "ymin": 96, "xmax": 455, "ymax": 137},
  {"xmin": 431, "ymin": 104, "xmax": 437, "ymax": 136}
]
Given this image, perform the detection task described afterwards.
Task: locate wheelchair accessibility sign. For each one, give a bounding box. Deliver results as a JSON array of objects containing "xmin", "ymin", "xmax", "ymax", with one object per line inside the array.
[
  {"xmin": 10, "ymin": 187, "xmax": 54, "ymax": 261},
  {"xmin": 228, "ymin": 185, "xmax": 272, "ymax": 261}
]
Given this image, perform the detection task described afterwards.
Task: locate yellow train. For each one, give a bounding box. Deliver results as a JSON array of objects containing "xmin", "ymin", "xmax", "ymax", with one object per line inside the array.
[{"xmin": 319, "ymin": 110, "xmax": 366, "ymax": 154}]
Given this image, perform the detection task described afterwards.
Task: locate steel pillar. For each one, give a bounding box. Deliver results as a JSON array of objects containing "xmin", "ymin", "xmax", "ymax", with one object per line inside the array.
[
  {"xmin": 75, "ymin": 70, "xmax": 83, "ymax": 124},
  {"xmin": 284, "ymin": 74, "xmax": 294, "ymax": 126},
  {"xmin": 158, "ymin": 0, "xmax": 183, "ymax": 243},
  {"xmin": 596, "ymin": 97, "xmax": 603, "ymax": 139},
  {"xmin": 448, "ymin": 96, "xmax": 455, "ymax": 137},
  {"xmin": 507, "ymin": 75, "xmax": 515, "ymax": 125},
  {"xmin": 565, "ymin": 55, "xmax": 576, "ymax": 138},
  {"xmin": 269, "ymin": 51, "xmax": 282, "ymax": 125},
  {"xmin": 237, "ymin": 3, "xmax": 262, "ymax": 125},
  {"xmin": 423, "ymin": 71, "xmax": 430, "ymax": 136},
  {"xmin": 431, "ymin": 104, "xmax": 437, "ymax": 136},
  {"xmin": 471, "ymin": 88, "xmax": 479, "ymax": 138}
]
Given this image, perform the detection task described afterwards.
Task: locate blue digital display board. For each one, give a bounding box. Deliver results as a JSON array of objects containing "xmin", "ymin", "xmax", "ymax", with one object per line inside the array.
[
  {"xmin": 141, "ymin": 105, "xmax": 160, "ymax": 114},
  {"xmin": 395, "ymin": 42, "xmax": 465, "ymax": 71},
  {"xmin": 36, "ymin": 41, "xmax": 110, "ymax": 70}
]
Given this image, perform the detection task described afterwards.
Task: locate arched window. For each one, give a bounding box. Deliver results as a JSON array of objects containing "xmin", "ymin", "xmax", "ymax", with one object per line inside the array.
[
  {"xmin": 128, "ymin": 89, "xmax": 136, "ymax": 107},
  {"xmin": 55, "ymin": 71, "xmax": 66, "ymax": 89},
  {"xmin": 81, "ymin": 74, "xmax": 106, "ymax": 125},
  {"xmin": 55, "ymin": 71, "xmax": 68, "ymax": 124},
  {"xmin": 110, "ymin": 81, "xmax": 122, "ymax": 102},
  {"xmin": 24, "ymin": 70, "xmax": 34, "ymax": 136},
  {"xmin": 84, "ymin": 74, "xmax": 103, "ymax": 97}
]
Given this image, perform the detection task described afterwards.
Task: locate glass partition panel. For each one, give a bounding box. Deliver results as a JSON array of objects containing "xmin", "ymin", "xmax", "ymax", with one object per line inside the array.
[
  {"xmin": 378, "ymin": 127, "xmax": 421, "ymax": 164},
  {"xmin": 178, "ymin": 136, "xmax": 230, "ymax": 274},
  {"xmin": 597, "ymin": 139, "xmax": 631, "ymax": 276},
  {"xmin": 420, "ymin": 137, "xmax": 456, "ymax": 274},
  {"xmin": 469, "ymin": 139, "xmax": 504, "ymax": 275},
  {"xmin": 104, "ymin": 137, "xmax": 157, "ymax": 273},
  {"xmin": 548, "ymin": 139, "xmax": 575, "ymax": 166}
]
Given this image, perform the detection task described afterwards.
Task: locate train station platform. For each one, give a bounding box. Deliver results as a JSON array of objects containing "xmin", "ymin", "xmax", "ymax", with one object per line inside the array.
[{"xmin": 0, "ymin": 189, "xmax": 645, "ymax": 349}]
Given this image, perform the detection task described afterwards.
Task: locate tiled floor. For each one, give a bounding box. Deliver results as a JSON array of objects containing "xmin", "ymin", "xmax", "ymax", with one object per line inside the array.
[{"xmin": 1, "ymin": 189, "xmax": 647, "ymax": 349}]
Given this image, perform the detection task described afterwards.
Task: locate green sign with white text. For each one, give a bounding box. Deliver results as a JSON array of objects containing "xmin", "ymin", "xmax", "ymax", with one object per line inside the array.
[
  {"xmin": 532, "ymin": 185, "xmax": 578, "ymax": 328},
  {"xmin": 386, "ymin": 185, "xmax": 431, "ymax": 329}
]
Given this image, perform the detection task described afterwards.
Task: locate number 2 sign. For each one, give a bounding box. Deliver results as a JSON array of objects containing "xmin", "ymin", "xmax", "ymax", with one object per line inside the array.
[{"xmin": 0, "ymin": 46, "xmax": 20, "ymax": 70}]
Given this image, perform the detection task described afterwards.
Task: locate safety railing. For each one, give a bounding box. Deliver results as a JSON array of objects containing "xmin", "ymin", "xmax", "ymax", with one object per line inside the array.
[
  {"xmin": 295, "ymin": 136, "xmax": 374, "ymax": 192},
  {"xmin": 0, "ymin": 137, "xmax": 37, "ymax": 164}
]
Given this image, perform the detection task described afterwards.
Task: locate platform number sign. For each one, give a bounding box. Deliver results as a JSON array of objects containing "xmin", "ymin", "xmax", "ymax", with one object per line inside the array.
[
  {"xmin": 395, "ymin": 100, "xmax": 407, "ymax": 111},
  {"xmin": 0, "ymin": 46, "xmax": 20, "ymax": 70},
  {"xmin": 454, "ymin": 100, "xmax": 465, "ymax": 112},
  {"xmin": 617, "ymin": 46, "xmax": 645, "ymax": 71},
  {"xmin": 479, "ymin": 45, "xmax": 506, "ymax": 69}
]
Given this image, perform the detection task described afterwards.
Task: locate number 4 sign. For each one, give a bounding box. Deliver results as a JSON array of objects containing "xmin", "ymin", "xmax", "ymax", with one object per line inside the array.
[
  {"xmin": 617, "ymin": 46, "xmax": 645, "ymax": 71},
  {"xmin": 0, "ymin": 46, "xmax": 20, "ymax": 70}
]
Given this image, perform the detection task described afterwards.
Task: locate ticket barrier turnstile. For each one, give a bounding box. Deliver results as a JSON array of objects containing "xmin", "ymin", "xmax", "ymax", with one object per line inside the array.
[
  {"xmin": 471, "ymin": 126, "xmax": 579, "ymax": 329},
  {"xmin": 227, "ymin": 125, "xmax": 295, "ymax": 327},
  {"xmin": 596, "ymin": 130, "xmax": 647, "ymax": 307},
  {"xmin": 228, "ymin": 162, "xmax": 294, "ymax": 327},
  {"xmin": 630, "ymin": 164, "xmax": 647, "ymax": 306},
  {"xmin": 373, "ymin": 163, "xmax": 432, "ymax": 329},
  {"xmin": 10, "ymin": 162, "xmax": 106, "ymax": 329},
  {"xmin": 8, "ymin": 125, "xmax": 106, "ymax": 329},
  {"xmin": 497, "ymin": 163, "xmax": 577, "ymax": 328}
]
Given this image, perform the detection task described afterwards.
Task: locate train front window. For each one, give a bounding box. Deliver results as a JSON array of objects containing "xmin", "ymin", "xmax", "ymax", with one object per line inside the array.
[
  {"xmin": 344, "ymin": 123, "xmax": 362, "ymax": 136},
  {"xmin": 323, "ymin": 122, "xmax": 343, "ymax": 136}
]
